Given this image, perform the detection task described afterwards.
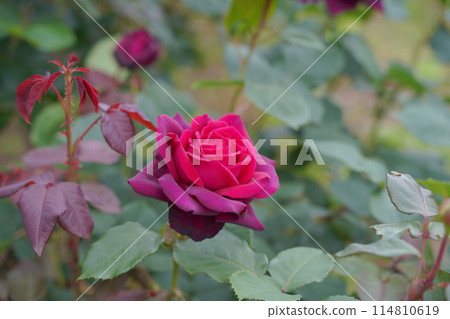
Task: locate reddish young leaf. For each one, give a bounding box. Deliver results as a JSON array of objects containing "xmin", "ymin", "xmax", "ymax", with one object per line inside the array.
[
  {"xmin": 69, "ymin": 54, "xmax": 79, "ymax": 65},
  {"xmin": 22, "ymin": 146, "xmax": 67, "ymax": 169},
  {"xmin": 18, "ymin": 184, "xmax": 67, "ymax": 256},
  {"xmin": 100, "ymin": 108, "xmax": 135, "ymax": 155},
  {"xmin": 49, "ymin": 60, "xmax": 63, "ymax": 68},
  {"xmin": 0, "ymin": 171, "xmax": 55, "ymax": 198},
  {"xmin": 75, "ymin": 67, "xmax": 90, "ymax": 73},
  {"xmin": 75, "ymin": 140, "xmax": 120, "ymax": 164},
  {"xmin": 76, "ymin": 77, "xmax": 99, "ymax": 112},
  {"xmin": 45, "ymin": 71, "xmax": 62, "ymax": 92},
  {"xmin": 57, "ymin": 182, "xmax": 93, "ymax": 240},
  {"xmin": 16, "ymin": 75, "xmax": 47, "ymax": 124},
  {"xmin": 119, "ymin": 104, "xmax": 157, "ymax": 131},
  {"xmin": 80, "ymin": 181, "xmax": 122, "ymax": 214},
  {"xmin": 16, "ymin": 72, "xmax": 62, "ymax": 124}
]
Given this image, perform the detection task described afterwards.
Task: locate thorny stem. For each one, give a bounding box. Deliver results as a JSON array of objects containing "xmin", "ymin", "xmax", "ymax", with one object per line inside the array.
[
  {"xmin": 228, "ymin": 0, "xmax": 272, "ymax": 112},
  {"xmin": 62, "ymin": 69, "xmax": 80, "ymax": 292},
  {"xmin": 63, "ymin": 72, "xmax": 76, "ymax": 182}
]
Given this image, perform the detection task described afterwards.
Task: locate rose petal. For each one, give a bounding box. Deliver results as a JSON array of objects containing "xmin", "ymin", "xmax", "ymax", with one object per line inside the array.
[
  {"xmin": 218, "ymin": 113, "xmax": 251, "ymax": 140},
  {"xmin": 252, "ymin": 155, "xmax": 280, "ymax": 199},
  {"xmin": 173, "ymin": 139, "xmax": 203, "ymax": 187},
  {"xmin": 128, "ymin": 164, "xmax": 168, "ymax": 202},
  {"xmin": 173, "ymin": 113, "xmax": 190, "ymax": 130},
  {"xmin": 157, "ymin": 132, "xmax": 179, "ymax": 181},
  {"xmin": 158, "ymin": 173, "xmax": 213, "ymax": 215},
  {"xmin": 169, "ymin": 205, "xmax": 224, "ymax": 241},
  {"xmin": 215, "ymin": 171, "xmax": 270, "ymax": 199},
  {"xmin": 195, "ymin": 159, "xmax": 239, "ymax": 190},
  {"xmin": 191, "ymin": 114, "xmax": 213, "ymax": 133},
  {"xmin": 215, "ymin": 204, "xmax": 264, "ymax": 231},
  {"xmin": 157, "ymin": 114, "xmax": 184, "ymax": 137},
  {"xmin": 186, "ymin": 186, "xmax": 247, "ymax": 214}
]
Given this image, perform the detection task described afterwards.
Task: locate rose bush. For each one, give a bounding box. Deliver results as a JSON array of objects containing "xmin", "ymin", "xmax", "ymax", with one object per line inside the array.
[
  {"xmin": 129, "ymin": 113, "xmax": 279, "ymax": 241},
  {"xmin": 114, "ymin": 29, "xmax": 160, "ymax": 68}
]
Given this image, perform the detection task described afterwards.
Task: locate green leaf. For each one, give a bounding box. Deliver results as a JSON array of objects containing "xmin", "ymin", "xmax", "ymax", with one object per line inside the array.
[
  {"xmin": 23, "ymin": 21, "xmax": 76, "ymax": 52},
  {"xmin": 182, "ymin": 0, "xmax": 230, "ymax": 16},
  {"xmin": 383, "ymin": 0, "xmax": 409, "ymax": 20},
  {"xmin": 245, "ymin": 82, "xmax": 323, "ymax": 129},
  {"xmin": 79, "ymin": 222, "xmax": 163, "ymax": 280},
  {"xmin": 386, "ymin": 171, "xmax": 438, "ymax": 217},
  {"xmin": 330, "ymin": 177, "xmax": 374, "ymax": 216},
  {"xmin": 316, "ymin": 140, "xmax": 387, "ymax": 183},
  {"xmin": 341, "ymin": 34, "xmax": 382, "ymax": 80},
  {"xmin": 370, "ymin": 189, "xmax": 417, "ymax": 224},
  {"xmin": 192, "ymin": 79, "xmax": 243, "ymax": 90},
  {"xmin": 116, "ymin": 201, "xmax": 166, "ymax": 231},
  {"xmin": 428, "ymin": 222, "xmax": 445, "ymax": 240},
  {"xmin": 268, "ymin": 247, "xmax": 334, "ymax": 293},
  {"xmin": 230, "ymin": 272, "xmax": 301, "ymax": 301},
  {"xmin": 396, "ymin": 102, "xmax": 450, "ymax": 146},
  {"xmin": 417, "ymin": 178, "xmax": 450, "ymax": 198},
  {"xmin": 336, "ymin": 238, "xmax": 420, "ymax": 258},
  {"xmin": 225, "ymin": 224, "xmax": 254, "ymax": 248},
  {"xmin": 224, "ymin": 0, "xmax": 277, "ymax": 36},
  {"xmin": 386, "ymin": 63, "xmax": 425, "ymax": 93},
  {"xmin": 438, "ymin": 270, "xmax": 450, "ymax": 283},
  {"xmin": 30, "ymin": 103, "xmax": 66, "ymax": 147},
  {"xmin": 323, "ymin": 295, "xmax": 359, "ymax": 301},
  {"xmin": 280, "ymin": 27, "xmax": 325, "ymax": 50},
  {"xmin": 370, "ymin": 221, "xmax": 422, "ymax": 238},
  {"xmin": 173, "ymin": 231, "xmax": 267, "ymax": 283},
  {"xmin": 430, "ymin": 25, "xmax": 450, "ymax": 63}
]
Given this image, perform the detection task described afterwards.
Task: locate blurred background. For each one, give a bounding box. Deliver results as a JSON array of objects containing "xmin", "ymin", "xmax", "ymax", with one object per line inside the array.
[{"xmin": 0, "ymin": 0, "xmax": 449, "ymax": 300}]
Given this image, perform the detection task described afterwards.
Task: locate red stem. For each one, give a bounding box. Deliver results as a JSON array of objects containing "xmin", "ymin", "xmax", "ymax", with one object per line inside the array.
[
  {"xmin": 409, "ymin": 216, "xmax": 428, "ymax": 295},
  {"xmin": 408, "ymin": 235, "xmax": 448, "ymax": 300},
  {"xmin": 61, "ymin": 68, "xmax": 80, "ymax": 292}
]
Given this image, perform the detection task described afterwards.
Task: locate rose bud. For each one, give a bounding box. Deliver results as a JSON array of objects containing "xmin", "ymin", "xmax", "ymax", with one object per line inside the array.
[
  {"xmin": 299, "ymin": 0, "xmax": 383, "ymax": 16},
  {"xmin": 128, "ymin": 113, "xmax": 280, "ymax": 241},
  {"xmin": 114, "ymin": 29, "xmax": 160, "ymax": 69}
]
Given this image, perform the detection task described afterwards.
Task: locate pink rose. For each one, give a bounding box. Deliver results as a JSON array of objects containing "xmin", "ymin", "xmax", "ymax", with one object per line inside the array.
[
  {"xmin": 114, "ymin": 29, "xmax": 160, "ymax": 68},
  {"xmin": 128, "ymin": 113, "xmax": 279, "ymax": 241}
]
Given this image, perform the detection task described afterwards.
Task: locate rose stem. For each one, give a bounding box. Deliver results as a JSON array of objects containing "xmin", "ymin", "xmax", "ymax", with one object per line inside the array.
[
  {"xmin": 62, "ymin": 67, "xmax": 81, "ymax": 293},
  {"xmin": 407, "ymin": 215, "xmax": 429, "ymax": 299},
  {"xmin": 408, "ymin": 235, "xmax": 448, "ymax": 300},
  {"xmin": 167, "ymin": 259, "xmax": 185, "ymax": 301},
  {"xmin": 228, "ymin": 0, "xmax": 272, "ymax": 112}
]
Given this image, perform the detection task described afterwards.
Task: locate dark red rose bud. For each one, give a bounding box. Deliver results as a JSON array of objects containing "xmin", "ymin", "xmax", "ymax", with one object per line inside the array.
[
  {"xmin": 299, "ymin": 0, "xmax": 383, "ymax": 16},
  {"xmin": 114, "ymin": 29, "xmax": 160, "ymax": 69}
]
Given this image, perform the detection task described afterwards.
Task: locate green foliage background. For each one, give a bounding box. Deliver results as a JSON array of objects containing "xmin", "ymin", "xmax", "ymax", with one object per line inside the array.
[{"xmin": 0, "ymin": 0, "xmax": 449, "ymax": 301}]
